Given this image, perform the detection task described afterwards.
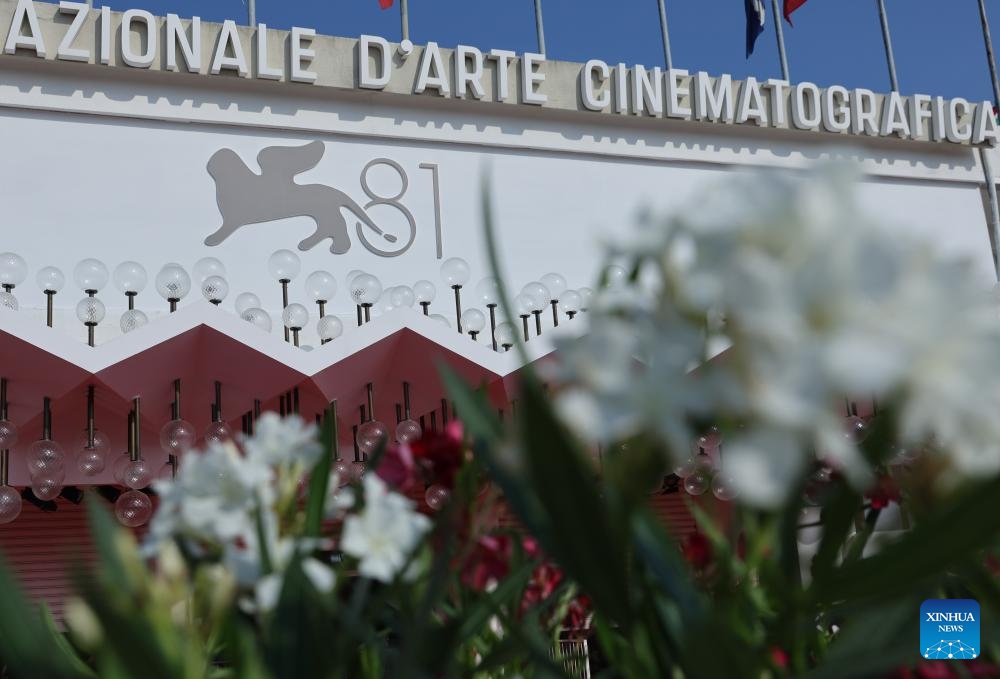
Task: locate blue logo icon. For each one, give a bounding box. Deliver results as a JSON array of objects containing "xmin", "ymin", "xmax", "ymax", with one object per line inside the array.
[{"xmin": 920, "ymin": 599, "xmax": 980, "ymax": 660}]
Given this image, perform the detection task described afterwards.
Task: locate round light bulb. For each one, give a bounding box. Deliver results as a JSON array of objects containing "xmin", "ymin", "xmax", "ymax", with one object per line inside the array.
[
  {"xmin": 159, "ymin": 419, "xmax": 196, "ymax": 455},
  {"xmin": 0, "ymin": 253, "xmax": 27, "ymax": 288},
  {"xmin": 440, "ymin": 257, "xmax": 471, "ymax": 286},
  {"xmin": 317, "ymin": 315, "xmax": 344, "ymax": 341},
  {"xmin": 205, "ymin": 421, "xmax": 232, "ymax": 444},
  {"xmin": 73, "ymin": 428, "xmax": 111, "ymax": 458},
  {"xmin": 26, "ymin": 440, "xmax": 66, "ymax": 477},
  {"xmin": 0, "ymin": 420, "xmax": 18, "ymax": 449},
  {"xmin": 350, "ymin": 274, "xmax": 383, "ymax": 305},
  {"xmin": 395, "ymin": 419, "xmax": 422, "ymax": 443},
  {"xmin": 76, "ymin": 448, "xmax": 107, "ymax": 476},
  {"xmin": 115, "ymin": 490, "xmax": 153, "ymax": 527},
  {"xmin": 413, "ymin": 280, "xmax": 437, "ymax": 303},
  {"xmin": 425, "ymin": 484, "xmax": 450, "ymax": 511},
  {"xmin": 514, "ymin": 293, "xmax": 535, "ymax": 317},
  {"xmin": 604, "ymin": 265, "xmax": 628, "ymax": 289},
  {"xmin": 375, "ymin": 293, "xmax": 394, "ymax": 316},
  {"xmin": 155, "ymin": 264, "xmax": 192, "ymax": 301},
  {"xmin": 430, "ymin": 314, "xmax": 452, "ymax": 328},
  {"xmin": 123, "ymin": 459, "xmax": 154, "ymax": 490},
  {"xmin": 521, "ymin": 282, "xmax": 550, "ymax": 312},
  {"xmin": 113, "ymin": 261, "xmax": 148, "ymax": 295},
  {"xmin": 73, "ymin": 258, "xmax": 109, "ymax": 292},
  {"xmin": 305, "ymin": 270, "xmax": 337, "ymax": 302},
  {"xmin": 461, "ymin": 308, "xmax": 486, "ymax": 333},
  {"xmin": 31, "ymin": 472, "xmax": 64, "ymax": 501},
  {"xmin": 683, "ymin": 470, "xmax": 711, "ymax": 496},
  {"xmin": 578, "ymin": 287, "xmax": 594, "ymax": 311},
  {"xmin": 111, "ymin": 453, "xmax": 131, "ymax": 484},
  {"xmin": 35, "ymin": 266, "xmax": 65, "ymax": 294},
  {"xmin": 76, "ymin": 297, "xmax": 106, "ymax": 325},
  {"xmin": 201, "ymin": 275, "xmax": 229, "ymax": 303},
  {"xmin": 356, "ymin": 420, "xmax": 389, "ymax": 455},
  {"xmin": 540, "ymin": 273, "xmax": 567, "ymax": 300},
  {"xmin": 282, "ymin": 303, "xmax": 309, "ymax": 330},
  {"xmin": 193, "ymin": 257, "xmax": 227, "ymax": 282},
  {"xmin": 0, "ymin": 486, "xmax": 22, "ymax": 524},
  {"xmin": 267, "ymin": 250, "xmax": 301, "ymax": 282},
  {"xmin": 332, "ymin": 459, "xmax": 352, "ymax": 484},
  {"xmin": 241, "ymin": 308, "xmax": 272, "ymax": 332},
  {"xmin": 711, "ymin": 472, "xmax": 739, "ymax": 501},
  {"xmin": 494, "ymin": 322, "xmax": 516, "ymax": 347},
  {"xmin": 559, "ymin": 290, "xmax": 582, "ymax": 314},
  {"xmin": 120, "ymin": 309, "xmax": 149, "ymax": 334},
  {"xmin": 390, "ymin": 285, "xmax": 415, "ymax": 308},
  {"xmin": 475, "ymin": 277, "xmax": 501, "ymax": 306},
  {"xmin": 235, "ymin": 292, "xmax": 261, "ymax": 315},
  {"xmin": 0, "ymin": 292, "xmax": 17, "ymax": 311},
  {"xmin": 346, "ymin": 270, "xmax": 365, "ymax": 287}
]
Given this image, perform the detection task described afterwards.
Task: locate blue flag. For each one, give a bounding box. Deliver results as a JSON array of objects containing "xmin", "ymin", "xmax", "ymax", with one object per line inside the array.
[{"xmin": 745, "ymin": 0, "xmax": 766, "ymax": 57}]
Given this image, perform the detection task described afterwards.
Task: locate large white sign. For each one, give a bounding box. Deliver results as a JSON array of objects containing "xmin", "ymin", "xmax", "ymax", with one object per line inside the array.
[{"xmin": 2, "ymin": 0, "xmax": 997, "ymax": 147}]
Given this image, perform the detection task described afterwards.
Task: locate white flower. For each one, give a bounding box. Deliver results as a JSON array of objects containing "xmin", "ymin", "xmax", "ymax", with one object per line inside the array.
[
  {"xmin": 244, "ymin": 413, "xmax": 322, "ymax": 469},
  {"xmin": 341, "ymin": 474, "xmax": 431, "ymax": 583}
]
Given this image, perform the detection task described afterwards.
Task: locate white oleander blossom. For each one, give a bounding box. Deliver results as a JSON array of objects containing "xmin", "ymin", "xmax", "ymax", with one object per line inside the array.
[
  {"xmin": 341, "ymin": 474, "xmax": 432, "ymax": 583},
  {"xmin": 555, "ymin": 164, "xmax": 1000, "ymax": 507},
  {"xmin": 244, "ymin": 413, "xmax": 322, "ymax": 468}
]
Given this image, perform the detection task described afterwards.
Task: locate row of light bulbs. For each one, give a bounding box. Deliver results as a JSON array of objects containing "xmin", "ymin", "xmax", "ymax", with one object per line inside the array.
[{"xmin": 0, "ymin": 251, "xmax": 597, "ymax": 349}]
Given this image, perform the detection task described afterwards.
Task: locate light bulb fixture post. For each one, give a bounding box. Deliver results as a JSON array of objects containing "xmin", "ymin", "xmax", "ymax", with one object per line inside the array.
[
  {"xmin": 452, "ymin": 285, "xmax": 463, "ymax": 333},
  {"xmin": 488, "ymin": 304, "xmax": 498, "ymax": 351},
  {"xmin": 317, "ymin": 300, "xmax": 326, "ymax": 319},
  {"xmin": 356, "ymin": 305, "xmax": 363, "ymax": 327},
  {"xmin": 362, "ymin": 303, "xmax": 372, "ymax": 323},
  {"xmin": 291, "ymin": 327, "xmax": 301, "ymax": 347},
  {"xmin": 280, "ymin": 279, "xmax": 290, "ymax": 342},
  {"xmin": 87, "ymin": 322, "xmax": 96, "ymax": 347},
  {"xmin": 550, "ymin": 299, "xmax": 560, "ymax": 327},
  {"xmin": 366, "ymin": 382, "xmax": 375, "ymax": 423},
  {"xmin": 214, "ymin": 381, "xmax": 223, "ymax": 422},
  {"xmin": 532, "ymin": 310, "xmax": 543, "ymax": 337},
  {"xmin": 86, "ymin": 385, "xmax": 96, "ymax": 449},
  {"xmin": 126, "ymin": 291, "xmax": 136, "ymax": 310},
  {"xmin": 567, "ymin": 311, "xmax": 577, "ymax": 320},
  {"xmin": 44, "ymin": 290, "xmax": 55, "ymax": 327},
  {"xmin": 327, "ymin": 400, "xmax": 340, "ymax": 461},
  {"xmin": 0, "ymin": 378, "xmax": 8, "ymax": 486},
  {"xmin": 133, "ymin": 396, "xmax": 142, "ymax": 461},
  {"xmin": 520, "ymin": 315, "xmax": 530, "ymax": 342},
  {"xmin": 469, "ymin": 330, "xmax": 479, "ymax": 341},
  {"xmin": 420, "ymin": 301, "xmax": 430, "ymax": 316},
  {"xmin": 441, "ymin": 398, "xmax": 449, "ymax": 426},
  {"xmin": 403, "ymin": 381, "xmax": 411, "ymax": 420},
  {"xmin": 503, "ymin": 343, "xmax": 512, "ymax": 352},
  {"xmin": 42, "ymin": 396, "xmax": 52, "ymax": 440}
]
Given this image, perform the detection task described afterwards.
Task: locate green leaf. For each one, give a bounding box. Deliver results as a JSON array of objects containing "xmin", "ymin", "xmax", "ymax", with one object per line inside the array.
[
  {"xmin": 810, "ymin": 479, "xmax": 862, "ymax": 586},
  {"xmin": 263, "ymin": 557, "xmax": 336, "ymax": 678},
  {"xmin": 305, "ymin": 400, "xmax": 338, "ymax": 537}
]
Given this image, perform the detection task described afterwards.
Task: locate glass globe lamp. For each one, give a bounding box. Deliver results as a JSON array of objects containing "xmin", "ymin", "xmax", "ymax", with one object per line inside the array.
[
  {"xmin": 461, "ymin": 309, "xmax": 486, "ymax": 339},
  {"xmin": 430, "ymin": 314, "xmax": 452, "ymax": 328},
  {"xmin": 115, "ymin": 490, "xmax": 153, "ymax": 527},
  {"xmin": 0, "ymin": 485, "xmax": 22, "ymax": 524},
  {"xmin": 425, "ymin": 485, "xmax": 450, "ymax": 511},
  {"xmin": 305, "ymin": 270, "xmax": 337, "ymax": 303},
  {"xmin": 0, "ymin": 252, "xmax": 27, "ymax": 290},
  {"xmin": 350, "ymin": 274, "xmax": 383, "ymax": 306},
  {"xmin": 494, "ymin": 322, "xmax": 516, "ymax": 350},
  {"xmin": 282, "ymin": 303, "xmax": 309, "ymax": 329},
  {"xmin": 559, "ymin": 290, "xmax": 582, "ymax": 318},
  {"xmin": 711, "ymin": 472, "xmax": 739, "ymax": 501},
  {"xmin": 0, "ymin": 419, "xmax": 18, "ymax": 449},
  {"xmin": 241, "ymin": 308, "xmax": 272, "ymax": 332},
  {"xmin": 235, "ymin": 292, "xmax": 261, "ymax": 315},
  {"xmin": 120, "ymin": 309, "xmax": 149, "ymax": 334},
  {"xmin": 514, "ymin": 293, "xmax": 535, "ymax": 319},
  {"xmin": 267, "ymin": 250, "xmax": 301, "ymax": 282},
  {"xmin": 160, "ymin": 419, "xmax": 197, "ymax": 455},
  {"xmin": 578, "ymin": 287, "xmax": 594, "ymax": 311},
  {"xmin": 346, "ymin": 270, "xmax": 365, "ymax": 287},
  {"xmin": 395, "ymin": 419, "xmax": 422, "ymax": 443},
  {"xmin": 201, "ymin": 276, "xmax": 230, "ymax": 305},
  {"xmin": 843, "ymin": 415, "xmax": 868, "ymax": 443},
  {"xmin": 111, "ymin": 452, "xmax": 132, "ymax": 484},
  {"xmin": 683, "ymin": 469, "xmax": 711, "ymax": 496},
  {"xmin": 76, "ymin": 297, "xmax": 106, "ymax": 325},
  {"xmin": 0, "ymin": 292, "xmax": 17, "ymax": 311},
  {"xmin": 31, "ymin": 471, "xmax": 64, "ymax": 501},
  {"xmin": 604, "ymin": 264, "xmax": 628, "ymax": 289},
  {"xmin": 332, "ymin": 459, "xmax": 352, "ymax": 484},
  {"xmin": 476, "ymin": 278, "xmax": 501, "ymax": 306},
  {"xmin": 205, "ymin": 421, "xmax": 233, "ymax": 445},
  {"xmin": 193, "ymin": 257, "xmax": 227, "ymax": 282},
  {"xmin": 26, "ymin": 439, "xmax": 66, "ymax": 477},
  {"xmin": 521, "ymin": 282, "xmax": 550, "ymax": 311},
  {"xmin": 374, "ymin": 293, "xmax": 394, "ymax": 316},
  {"xmin": 155, "ymin": 264, "xmax": 191, "ymax": 310},
  {"xmin": 317, "ymin": 315, "xmax": 344, "ymax": 342},
  {"xmin": 390, "ymin": 285, "xmax": 415, "ymax": 308},
  {"xmin": 122, "ymin": 459, "xmax": 154, "ymax": 490},
  {"xmin": 73, "ymin": 429, "xmax": 110, "ymax": 477},
  {"xmin": 113, "ymin": 261, "xmax": 148, "ymax": 296},
  {"xmin": 74, "ymin": 258, "xmax": 109, "ymax": 294},
  {"xmin": 540, "ymin": 273, "xmax": 567, "ymax": 300},
  {"xmin": 440, "ymin": 257, "xmax": 471, "ymax": 287},
  {"xmin": 356, "ymin": 420, "xmax": 389, "ymax": 455},
  {"xmin": 36, "ymin": 266, "xmax": 65, "ymax": 294},
  {"xmin": 413, "ymin": 280, "xmax": 437, "ymax": 311}
]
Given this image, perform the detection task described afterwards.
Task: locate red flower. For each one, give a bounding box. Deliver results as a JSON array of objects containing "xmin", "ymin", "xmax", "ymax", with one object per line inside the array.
[
  {"xmin": 407, "ymin": 421, "xmax": 465, "ymax": 488},
  {"xmin": 375, "ymin": 444, "xmax": 415, "ymax": 492},
  {"xmin": 866, "ymin": 474, "xmax": 901, "ymax": 510},
  {"xmin": 464, "ymin": 534, "xmax": 514, "ymax": 590},
  {"xmin": 564, "ymin": 595, "xmax": 591, "ymax": 630},
  {"xmin": 683, "ymin": 532, "xmax": 712, "ymax": 570},
  {"xmin": 770, "ymin": 648, "xmax": 788, "ymax": 669}
]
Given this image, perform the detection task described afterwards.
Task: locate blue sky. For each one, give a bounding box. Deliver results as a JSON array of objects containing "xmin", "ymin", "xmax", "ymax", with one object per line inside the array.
[{"xmin": 58, "ymin": 0, "xmax": 999, "ymax": 103}]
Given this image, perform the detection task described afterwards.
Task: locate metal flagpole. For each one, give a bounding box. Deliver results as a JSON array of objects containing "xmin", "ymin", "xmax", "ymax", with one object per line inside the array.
[
  {"xmin": 656, "ymin": 0, "xmax": 674, "ymax": 71},
  {"xmin": 401, "ymin": 0, "xmax": 410, "ymax": 41},
  {"xmin": 534, "ymin": 0, "xmax": 546, "ymax": 55},
  {"xmin": 977, "ymin": 0, "xmax": 1000, "ymax": 281},
  {"xmin": 248, "ymin": 0, "xmax": 256, "ymax": 26},
  {"xmin": 769, "ymin": 0, "xmax": 790, "ymax": 81},
  {"xmin": 876, "ymin": 0, "xmax": 899, "ymax": 92}
]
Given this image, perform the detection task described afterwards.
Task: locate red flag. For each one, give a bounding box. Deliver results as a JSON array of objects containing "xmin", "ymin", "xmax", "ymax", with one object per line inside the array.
[
  {"xmin": 379, "ymin": 0, "xmax": 393, "ymax": 8},
  {"xmin": 784, "ymin": 0, "xmax": 807, "ymax": 24}
]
